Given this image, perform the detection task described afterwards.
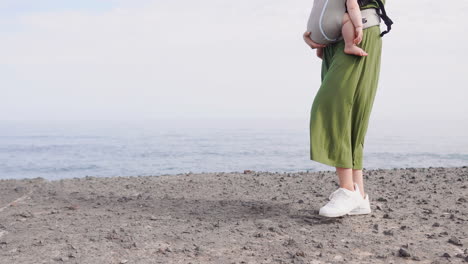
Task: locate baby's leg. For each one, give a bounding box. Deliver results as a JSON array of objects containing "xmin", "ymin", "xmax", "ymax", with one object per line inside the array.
[
  {"xmin": 316, "ymin": 47, "xmax": 323, "ymax": 59},
  {"xmin": 342, "ymin": 13, "xmax": 368, "ymax": 56}
]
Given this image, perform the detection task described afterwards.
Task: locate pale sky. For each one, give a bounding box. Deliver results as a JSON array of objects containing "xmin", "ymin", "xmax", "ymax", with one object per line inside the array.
[{"xmin": 1, "ymin": 0, "xmax": 467, "ymax": 122}]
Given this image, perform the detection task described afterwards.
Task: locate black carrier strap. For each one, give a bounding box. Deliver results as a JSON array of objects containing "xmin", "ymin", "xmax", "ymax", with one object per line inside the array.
[
  {"xmin": 374, "ymin": 0, "xmax": 393, "ymax": 37},
  {"xmin": 357, "ymin": 0, "xmax": 393, "ymax": 37}
]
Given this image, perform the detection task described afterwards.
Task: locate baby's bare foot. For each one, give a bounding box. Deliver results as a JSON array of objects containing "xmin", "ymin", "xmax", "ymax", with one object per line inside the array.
[{"xmin": 344, "ymin": 45, "xmax": 368, "ymax": 56}]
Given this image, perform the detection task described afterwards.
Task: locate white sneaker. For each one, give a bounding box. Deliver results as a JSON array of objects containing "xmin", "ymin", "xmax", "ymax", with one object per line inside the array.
[
  {"xmin": 318, "ymin": 183, "xmax": 364, "ymax": 217},
  {"xmin": 348, "ymin": 193, "xmax": 371, "ymax": 215}
]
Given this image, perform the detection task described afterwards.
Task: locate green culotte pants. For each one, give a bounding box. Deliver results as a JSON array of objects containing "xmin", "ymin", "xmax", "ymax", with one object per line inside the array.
[{"xmin": 309, "ymin": 25, "xmax": 382, "ymax": 170}]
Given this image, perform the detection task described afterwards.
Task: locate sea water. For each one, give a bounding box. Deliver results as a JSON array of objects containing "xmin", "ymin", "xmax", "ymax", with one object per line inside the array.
[{"xmin": 1, "ymin": 118, "xmax": 467, "ymax": 180}]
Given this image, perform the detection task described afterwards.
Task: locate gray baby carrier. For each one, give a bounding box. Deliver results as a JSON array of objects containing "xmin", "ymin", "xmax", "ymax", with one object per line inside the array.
[{"xmin": 306, "ymin": 0, "xmax": 389, "ymax": 45}]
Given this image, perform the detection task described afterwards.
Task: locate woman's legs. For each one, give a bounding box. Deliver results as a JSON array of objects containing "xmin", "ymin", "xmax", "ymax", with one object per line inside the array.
[
  {"xmin": 313, "ymin": 27, "xmax": 381, "ymax": 217},
  {"xmin": 352, "ymin": 169, "xmax": 366, "ymax": 199},
  {"xmin": 336, "ymin": 167, "xmax": 354, "ymax": 191},
  {"xmin": 319, "ymin": 167, "xmax": 366, "ymax": 217},
  {"xmin": 336, "ymin": 167, "xmax": 366, "ymax": 199}
]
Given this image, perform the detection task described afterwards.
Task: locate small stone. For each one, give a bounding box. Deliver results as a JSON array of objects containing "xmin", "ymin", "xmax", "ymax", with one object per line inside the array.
[
  {"xmin": 14, "ymin": 186, "xmax": 26, "ymax": 193},
  {"xmin": 16, "ymin": 211, "xmax": 34, "ymax": 218},
  {"xmin": 117, "ymin": 196, "xmax": 131, "ymax": 202},
  {"xmin": 283, "ymin": 238, "xmax": 297, "ymax": 247},
  {"xmin": 253, "ymin": 232, "xmax": 263, "ymax": 238},
  {"xmin": 53, "ymin": 256, "xmax": 65, "ymax": 262},
  {"xmin": 432, "ymin": 222, "xmax": 440, "ymax": 227},
  {"xmin": 412, "ymin": 256, "xmax": 421, "ymax": 261},
  {"xmin": 377, "ymin": 197, "xmax": 388, "ymax": 202},
  {"xmin": 398, "ymin": 248, "xmax": 411, "ymax": 258},
  {"xmin": 422, "ymin": 209, "xmax": 433, "ymax": 214},
  {"xmin": 439, "ymin": 231, "xmax": 448, "ymax": 236},
  {"xmin": 65, "ymin": 204, "xmax": 79, "ymax": 210},
  {"xmin": 32, "ymin": 240, "xmax": 44, "ymax": 246},
  {"xmin": 297, "ymin": 199, "xmax": 304, "ymax": 204},
  {"xmin": 457, "ymin": 197, "xmax": 467, "ymax": 203},
  {"xmin": 448, "ymin": 236, "xmax": 463, "ymax": 246},
  {"xmin": 383, "ymin": 230, "xmax": 394, "ymax": 236},
  {"xmin": 442, "ymin": 252, "xmax": 451, "ymax": 258}
]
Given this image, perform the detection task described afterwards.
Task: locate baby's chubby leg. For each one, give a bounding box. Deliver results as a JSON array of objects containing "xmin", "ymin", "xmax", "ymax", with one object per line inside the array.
[{"xmin": 342, "ymin": 13, "xmax": 367, "ymax": 56}]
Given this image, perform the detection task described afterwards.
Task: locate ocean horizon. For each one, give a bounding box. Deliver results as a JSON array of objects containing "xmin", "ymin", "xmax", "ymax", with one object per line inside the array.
[{"xmin": 1, "ymin": 118, "xmax": 467, "ymax": 180}]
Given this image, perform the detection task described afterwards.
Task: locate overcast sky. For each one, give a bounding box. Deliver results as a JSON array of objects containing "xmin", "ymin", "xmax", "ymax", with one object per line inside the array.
[{"xmin": 1, "ymin": 0, "xmax": 467, "ymax": 122}]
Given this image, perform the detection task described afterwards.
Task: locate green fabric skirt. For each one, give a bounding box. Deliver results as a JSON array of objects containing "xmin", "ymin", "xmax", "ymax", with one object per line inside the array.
[{"xmin": 309, "ymin": 25, "xmax": 382, "ymax": 170}]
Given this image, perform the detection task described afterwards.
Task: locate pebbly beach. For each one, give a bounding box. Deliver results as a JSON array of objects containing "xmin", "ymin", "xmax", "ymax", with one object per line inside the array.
[{"xmin": 0, "ymin": 166, "xmax": 467, "ymax": 263}]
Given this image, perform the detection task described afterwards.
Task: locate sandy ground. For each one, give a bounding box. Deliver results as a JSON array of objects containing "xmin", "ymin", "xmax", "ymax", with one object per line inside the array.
[{"xmin": 0, "ymin": 166, "xmax": 467, "ymax": 264}]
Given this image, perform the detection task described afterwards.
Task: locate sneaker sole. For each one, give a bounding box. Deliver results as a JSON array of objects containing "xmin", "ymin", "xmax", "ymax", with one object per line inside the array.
[
  {"xmin": 318, "ymin": 210, "xmax": 350, "ymax": 218},
  {"xmin": 319, "ymin": 207, "xmax": 371, "ymax": 217},
  {"xmin": 347, "ymin": 207, "xmax": 371, "ymax": 215},
  {"xmin": 319, "ymin": 212, "xmax": 347, "ymax": 217}
]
